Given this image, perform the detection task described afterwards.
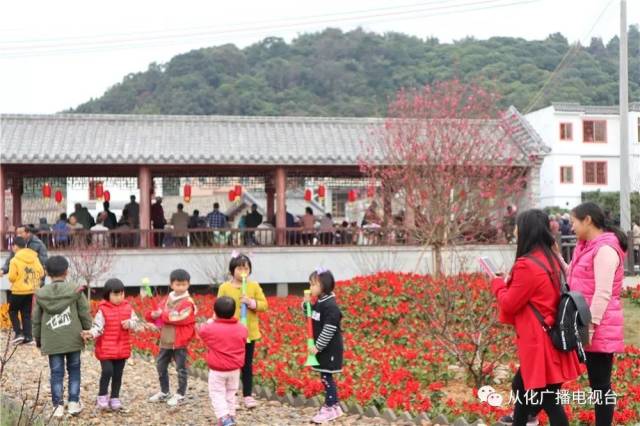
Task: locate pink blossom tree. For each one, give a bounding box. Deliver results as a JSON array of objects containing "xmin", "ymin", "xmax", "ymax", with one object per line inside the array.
[{"xmin": 362, "ymin": 80, "xmax": 530, "ymax": 275}]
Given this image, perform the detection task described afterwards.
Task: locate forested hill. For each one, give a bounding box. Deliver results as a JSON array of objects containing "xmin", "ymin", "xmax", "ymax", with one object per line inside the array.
[{"xmin": 72, "ymin": 26, "xmax": 640, "ymax": 116}]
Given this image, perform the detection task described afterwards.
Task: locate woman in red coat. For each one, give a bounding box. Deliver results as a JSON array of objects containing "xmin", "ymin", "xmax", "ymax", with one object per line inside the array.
[{"xmin": 492, "ymin": 209, "xmax": 581, "ymax": 425}]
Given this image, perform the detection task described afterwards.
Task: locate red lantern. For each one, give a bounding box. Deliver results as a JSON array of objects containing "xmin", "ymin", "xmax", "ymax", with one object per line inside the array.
[
  {"xmin": 304, "ymin": 189, "xmax": 313, "ymax": 202},
  {"xmin": 103, "ymin": 190, "xmax": 111, "ymax": 202},
  {"xmin": 348, "ymin": 189, "xmax": 357, "ymax": 203},
  {"xmin": 367, "ymin": 185, "xmax": 375, "ymax": 198},
  {"xmin": 317, "ymin": 185, "xmax": 326, "ymax": 199},
  {"xmin": 54, "ymin": 190, "xmax": 63, "ymax": 204},
  {"xmin": 42, "ymin": 182, "xmax": 52, "ymax": 198},
  {"xmin": 234, "ymin": 185, "xmax": 242, "ymax": 197},
  {"xmin": 95, "ymin": 182, "xmax": 104, "ymax": 200},
  {"xmin": 228, "ymin": 189, "xmax": 236, "ymax": 202},
  {"xmin": 183, "ymin": 184, "xmax": 192, "ymax": 203}
]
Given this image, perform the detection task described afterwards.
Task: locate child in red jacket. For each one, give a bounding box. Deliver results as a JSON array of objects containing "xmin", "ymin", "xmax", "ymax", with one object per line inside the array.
[
  {"xmin": 82, "ymin": 279, "xmax": 145, "ymax": 411},
  {"xmin": 146, "ymin": 269, "xmax": 196, "ymax": 407},
  {"xmin": 198, "ymin": 296, "xmax": 248, "ymax": 426}
]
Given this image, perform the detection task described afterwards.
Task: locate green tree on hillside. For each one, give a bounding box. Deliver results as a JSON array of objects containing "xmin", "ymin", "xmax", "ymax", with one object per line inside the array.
[{"xmin": 72, "ymin": 26, "xmax": 640, "ymax": 116}]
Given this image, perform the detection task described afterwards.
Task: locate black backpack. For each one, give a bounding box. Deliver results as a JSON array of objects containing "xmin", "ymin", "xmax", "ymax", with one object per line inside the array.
[{"xmin": 525, "ymin": 255, "xmax": 591, "ymax": 363}]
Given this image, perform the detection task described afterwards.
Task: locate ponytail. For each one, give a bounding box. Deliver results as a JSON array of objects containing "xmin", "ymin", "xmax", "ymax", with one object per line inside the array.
[
  {"xmin": 572, "ymin": 202, "xmax": 628, "ymax": 252},
  {"xmin": 603, "ymin": 221, "xmax": 628, "ymax": 252}
]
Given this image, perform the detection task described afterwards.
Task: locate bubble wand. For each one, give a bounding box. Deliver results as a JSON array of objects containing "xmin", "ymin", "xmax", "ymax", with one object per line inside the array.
[
  {"xmin": 142, "ymin": 277, "xmax": 163, "ymax": 328},
  {"xmin": 304, "ymin": 289, "xmax": 320, "ymax": 367},
  {"xmin": 141, "ymin": 277, "xmax": 153, "ymax": 298},
  {"xmin": 241, "ymin": 272, "xmax": 250, "ymax": 342}
]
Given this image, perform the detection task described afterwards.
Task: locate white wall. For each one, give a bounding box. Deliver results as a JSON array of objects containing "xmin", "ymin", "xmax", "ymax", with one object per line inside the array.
[
  {"xmin": 64, "ymin": 178, "xmax": 165, "ymax": 221},
  {"xmin": 526, "ymin": 107, "xmax": 640, "ymax": 209},
  {"xmin": 0, "ymin": 245, "xmax": 517, "ymax": 291}
]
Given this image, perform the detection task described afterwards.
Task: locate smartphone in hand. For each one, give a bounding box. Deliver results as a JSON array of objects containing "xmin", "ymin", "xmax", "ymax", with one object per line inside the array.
[{"xmin": 478, "ymin": 256, "xmax": 500, "ymax": 278}]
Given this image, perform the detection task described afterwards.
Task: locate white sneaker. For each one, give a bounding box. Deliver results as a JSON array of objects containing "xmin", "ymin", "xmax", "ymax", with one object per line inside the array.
[
  {"xmin": 52, "ymin": 405, "xmax": 64, "ymax": 419},
  {"xmin": 11, "ymin": 335, "xmax": 24, "ymax": 345},
  {"xmin": 67, "ymin": 401, "xmax": 83, "ymax": 416},
  {"xmin": 148, "ymin": 391, "xmax": 170, "ymax": 403},
  {"xmin": 166, "ymin": 393, "xmax": 185, "ymax": 407}
]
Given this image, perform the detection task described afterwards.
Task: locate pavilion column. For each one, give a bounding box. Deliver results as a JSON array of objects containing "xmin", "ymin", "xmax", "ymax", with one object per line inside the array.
[
  {"xmin": 266, "ymin": 187, "xmax": 275, "ymax": 224},
  {"xmin": 264, "ymin": 174, "xmax": 275, "ymax": 224},
  {"xmin": 275, "ymin": 167, "xmax": 287, "ymax": 246},
  {"xmin": 0, "ymin": 165, "xmax": 6, "ymax": 250},
  {"xmin": 11, "ymin": 175, "xmax": 22, "ymax": 228},
  {"xmin": 138, "ymin": 166, "xmax": 152, "ymax": 248}
]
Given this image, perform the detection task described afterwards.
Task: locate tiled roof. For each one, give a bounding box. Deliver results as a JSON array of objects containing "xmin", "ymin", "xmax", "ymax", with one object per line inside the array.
[
  {"xmin": 552, "ymin": 102, "xmax": 640, "ymax": 114},
  {"xmin": 0, "ymin": 110, "xmax": 546, "ymax": 166}
]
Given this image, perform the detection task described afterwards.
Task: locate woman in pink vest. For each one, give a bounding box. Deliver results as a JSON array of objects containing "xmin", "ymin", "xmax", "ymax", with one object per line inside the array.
[{"xmin": 568, "ymin": 202, "xmax": 627, "ymax": 426}]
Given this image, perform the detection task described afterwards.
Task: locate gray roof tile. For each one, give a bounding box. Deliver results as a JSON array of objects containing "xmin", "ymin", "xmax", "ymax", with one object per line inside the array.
[
  {"xmin": 0, "ymin": 111, "xmax": 545, "ymax": 166},
  {"xmin": 552, "ymin": 102, "xmax": 640, "ymax": 114}
]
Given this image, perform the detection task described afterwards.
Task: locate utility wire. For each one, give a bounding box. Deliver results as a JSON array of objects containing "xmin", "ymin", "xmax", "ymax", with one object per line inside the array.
[{"xmin": 1, "ymin": 0, "xmax": 539, "ymax": 58}]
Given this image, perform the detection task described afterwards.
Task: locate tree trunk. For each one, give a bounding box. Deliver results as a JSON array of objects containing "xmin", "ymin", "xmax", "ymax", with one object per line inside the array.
[{"xmin": 434, "ymin": 245, "xmax": 443, "ymax": 276}]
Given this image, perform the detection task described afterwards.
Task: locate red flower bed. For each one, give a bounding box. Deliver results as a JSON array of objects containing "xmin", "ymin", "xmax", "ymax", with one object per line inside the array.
[
  {"xmin": 623, "ymin": 285, "xmax": 640, "ymax": 308},
  {"xmin": 88, "ymin": 273, "xmax": 640, "ymax": 424}
]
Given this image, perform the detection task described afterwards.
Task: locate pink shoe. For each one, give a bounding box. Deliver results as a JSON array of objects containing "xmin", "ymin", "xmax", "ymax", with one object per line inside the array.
[
  {"xmin": 96, "ymin": 395, "xmax": 109, "ymax": 410},
  {"xmin": 332, "ymin": 404, "xmax": 344, "ymax": 419},
  {"xmin": 312, "ymin": 405, "xmax": 338, "ymax": 424},
  {"xmin": 109, "ymin": 398, "xmax": 122, "ymax": 410},
  {"xmin": 243, "ymin": 396, "xmax": 258, "ymax": 409}
]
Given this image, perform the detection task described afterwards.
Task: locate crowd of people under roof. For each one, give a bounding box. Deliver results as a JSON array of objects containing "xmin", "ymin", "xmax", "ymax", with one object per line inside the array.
[{"xmin": 8, "ymin": 196, "xmax": 640, "ymax": 262}]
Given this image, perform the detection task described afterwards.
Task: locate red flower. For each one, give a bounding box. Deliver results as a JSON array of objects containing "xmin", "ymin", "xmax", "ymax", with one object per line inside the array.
[{"xmin": 428, "ymin": 382, "xmax": 444, "ymax": 392}]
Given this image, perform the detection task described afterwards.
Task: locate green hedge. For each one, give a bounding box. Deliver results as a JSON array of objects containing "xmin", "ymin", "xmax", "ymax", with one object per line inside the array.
[{"xmin": 581, "ymin": 191, "xmax": 640, "ymax": 223}]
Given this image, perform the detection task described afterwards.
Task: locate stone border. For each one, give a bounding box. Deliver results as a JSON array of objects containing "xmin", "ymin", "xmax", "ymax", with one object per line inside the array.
[{"xmin": 131, "ymin": 352, "xmax": 489, "ymax": 426}]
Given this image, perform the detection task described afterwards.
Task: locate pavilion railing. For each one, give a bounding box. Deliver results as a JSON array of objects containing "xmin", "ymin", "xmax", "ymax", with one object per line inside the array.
[
  {"xmin": 1, "ymin": 227, "xmax": 419, "ymax": 250},
  {"xmin": 0, "ymin": 226, "xmax": 512, "ymax": 250},
  {"xmin": 2, "ymin": 230, "xmax": 637, "ymax": 271}
]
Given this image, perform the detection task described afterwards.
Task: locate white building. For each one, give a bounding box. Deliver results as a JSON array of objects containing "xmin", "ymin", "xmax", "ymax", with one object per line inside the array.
[{"xmin": 525, "ymin": 102, "xmax": 640, "ymax": 209}]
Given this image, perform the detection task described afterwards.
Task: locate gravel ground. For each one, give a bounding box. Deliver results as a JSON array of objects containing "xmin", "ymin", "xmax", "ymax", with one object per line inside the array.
[{"xmin": 1, "ymin": 335, "xmax": 395, "ymax": 426}]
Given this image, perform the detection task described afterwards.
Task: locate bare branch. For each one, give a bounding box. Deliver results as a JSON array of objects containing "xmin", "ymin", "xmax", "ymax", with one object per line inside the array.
[{"xmin": 67, "ymin": 239, "xmax": 114, "ymax": 297}]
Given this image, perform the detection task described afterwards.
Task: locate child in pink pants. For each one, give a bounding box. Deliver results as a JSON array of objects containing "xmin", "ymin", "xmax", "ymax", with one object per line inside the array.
[{"xmin": 198, "ymin": 296, "xmax": 248, "ymax": 426}]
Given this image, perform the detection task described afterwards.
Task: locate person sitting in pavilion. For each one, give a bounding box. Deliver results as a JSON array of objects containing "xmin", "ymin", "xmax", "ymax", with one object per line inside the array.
[
  {"xmin": 151, "ymin": 197, "xmax": 167, "ymax": 247},
  {"xmin": 97, "ymin": 201, "xmax": 117, "ymax": 230},
  {"xmin": 170, "ymin": 203, "xmax": 190, "ymax": 247},
  {"xmin": 206, "ymin": 203, "xmax": 228, "ymax": 246},
  {"xmin": 74, "ymin": 203, "xmax": 95, "ymax": 230},
  {"xmin": 91, "ymin": 213, "xmax": 110, "ymax": 247},
  {"xmin": 206, "ymin": 203, "xmax": 228, "ymax": 229},
  {"xmin": 244, "ymin": 204, "xmax": 263, "ymax": 246},
  {"xmin": 124, "ymin": 195, "xmax": 140, "ymax": 229}
]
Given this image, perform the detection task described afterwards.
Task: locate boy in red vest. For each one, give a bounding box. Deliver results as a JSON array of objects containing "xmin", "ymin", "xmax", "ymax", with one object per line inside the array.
[
  {"xmin": 82, "ymin": 278, "xmax": 144, "ymax": 410},
  {"xmin": 198, "ymin": 296, "xmax": 247, "ymax": 426},
  {"xmin": 146, "ymin": 269, "xmax": 196, "ymax": 407}
]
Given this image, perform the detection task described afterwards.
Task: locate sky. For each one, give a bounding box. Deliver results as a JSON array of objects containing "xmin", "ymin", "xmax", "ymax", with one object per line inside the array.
[{"xmin": 0, "ymin": 0, "xmax": 638, "ymax": 114}]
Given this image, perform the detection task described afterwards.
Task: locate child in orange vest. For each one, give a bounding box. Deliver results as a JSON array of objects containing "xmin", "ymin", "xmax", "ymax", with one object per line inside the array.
[{"xmin": 82, "ymin": 279, "xmax": 144, "ymax": 410}]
